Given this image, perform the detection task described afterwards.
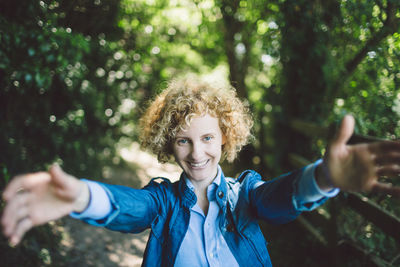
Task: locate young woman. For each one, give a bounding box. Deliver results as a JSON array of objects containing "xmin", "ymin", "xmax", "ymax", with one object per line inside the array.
[{"xmin": 2, "ymin": 78, "xmax": 400, "ymax": 266}]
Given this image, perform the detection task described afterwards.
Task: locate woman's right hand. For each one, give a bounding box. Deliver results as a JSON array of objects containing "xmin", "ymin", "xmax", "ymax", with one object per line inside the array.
[{"xmin": 1, "ymin": 164, "xmax": 89, "ymax": 246}]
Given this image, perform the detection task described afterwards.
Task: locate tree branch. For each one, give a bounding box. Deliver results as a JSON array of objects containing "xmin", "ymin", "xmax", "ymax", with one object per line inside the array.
[
  {"xmin": 344, "ymin": 2, "xmax": 399, "ymax": 77},
  {"xmin": 219, "ymin": 0, "xmax": 248, "ymax": 99}
]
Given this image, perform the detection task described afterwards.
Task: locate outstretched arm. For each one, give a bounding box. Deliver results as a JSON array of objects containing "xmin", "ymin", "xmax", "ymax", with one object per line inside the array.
[
  {"xmin": 316, "ymin": 115, "xmax": 400, "ymax": 196},
  {"xmin": 1, "ymin": 165, "xmax": 89, "ymax": 246}
]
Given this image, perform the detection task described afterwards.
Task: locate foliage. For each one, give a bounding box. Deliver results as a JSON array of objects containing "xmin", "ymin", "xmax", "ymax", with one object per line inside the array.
[
  {"xmin": 0, "ymin": 0, "xmax": 126, "ymax": 264},
  {"xmin": 0, "ymin": 0, "xmax": 124, "ymax": 179},
  {"xmin": 1, "ymin": 0, "xmax": 400, "ymax": 266}
]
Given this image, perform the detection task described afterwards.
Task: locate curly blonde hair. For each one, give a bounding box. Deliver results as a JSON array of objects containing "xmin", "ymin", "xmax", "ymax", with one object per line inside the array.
[{"xmin": 139, "ymin": 78, "xmax": 253, "ymax": 163}]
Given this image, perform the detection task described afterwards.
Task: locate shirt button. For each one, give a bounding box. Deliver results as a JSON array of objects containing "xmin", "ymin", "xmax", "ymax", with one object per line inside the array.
[
  {"xmin": 210, "ymin": 252, "xmax": 214, "ymax": 258},
  {"xmin": 218, "ymin": 191, "xmax": 224, "ymax": 198}
]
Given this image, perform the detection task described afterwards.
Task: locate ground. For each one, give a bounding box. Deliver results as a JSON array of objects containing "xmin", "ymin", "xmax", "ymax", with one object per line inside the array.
[{"xmin": 55, "ymin": 143, "xmax": 181, "ymax": 267}]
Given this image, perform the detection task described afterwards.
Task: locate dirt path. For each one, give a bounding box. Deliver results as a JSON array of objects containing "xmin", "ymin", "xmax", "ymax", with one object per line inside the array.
[{"xmin": 57, "ymin": 143, "xmax": 181, "ymax": 267}]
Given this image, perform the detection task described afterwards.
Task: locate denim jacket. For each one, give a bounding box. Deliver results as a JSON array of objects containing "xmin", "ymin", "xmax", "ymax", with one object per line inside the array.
[{"xmin": 79, "ymin": 168, "xmax": 329, "ymax": 267}]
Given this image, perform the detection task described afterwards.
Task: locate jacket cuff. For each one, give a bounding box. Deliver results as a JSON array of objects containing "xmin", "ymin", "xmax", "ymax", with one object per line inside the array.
[
  {"xmin": 70, "ymin": 179, "xmax": 113, "ymax": 220},
  {"xmin": 293, "ymin": 160, "xmax": 339, "ymax": 211}
]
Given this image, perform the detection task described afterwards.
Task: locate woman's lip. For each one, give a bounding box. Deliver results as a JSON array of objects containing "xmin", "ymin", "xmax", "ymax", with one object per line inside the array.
[{"xmin": 188, "ymin": 159, "xmax": 209, "ymax": 168}]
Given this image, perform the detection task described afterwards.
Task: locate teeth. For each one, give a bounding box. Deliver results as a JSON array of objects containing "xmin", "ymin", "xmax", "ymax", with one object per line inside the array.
[{"xmin": 190, "ymin": 160, "xmax": 208, "ymax": 167}]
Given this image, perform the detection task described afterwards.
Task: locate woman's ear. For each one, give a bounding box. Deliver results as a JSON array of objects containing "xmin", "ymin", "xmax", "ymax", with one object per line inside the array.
[{"xmin": 222, "ymin": 135, "xmax": 227, "ymax": 145}]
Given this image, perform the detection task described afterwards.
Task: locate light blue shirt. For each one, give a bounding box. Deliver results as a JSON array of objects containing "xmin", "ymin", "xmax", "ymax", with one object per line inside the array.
[
  {"xmin": 70, "ymin": 160, "xmax": 339, "ymax": 266},
  {"xmin": 174, "ymin": 166, "xmax": 239, "ymax": 266}
]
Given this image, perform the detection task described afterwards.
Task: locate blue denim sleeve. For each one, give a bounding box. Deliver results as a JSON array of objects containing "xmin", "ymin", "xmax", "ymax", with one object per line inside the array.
[
  {"xmin": 72, "ymin": 178, "xmax": 171, "ymax": 234},
  {"xmin": 246, "ymin": 163, "xmax": 338, "ymax": 224},
  {"xmin": 246, "ymin": 169, "xmax": 303, "ymax": 224}
]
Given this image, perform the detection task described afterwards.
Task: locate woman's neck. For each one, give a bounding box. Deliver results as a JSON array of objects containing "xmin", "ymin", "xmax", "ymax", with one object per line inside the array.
[
  {"xmin": 191, "ymin": 171, "xmax": 219, "ymax": 194},
  {"xmin": 187, "ymin": 168, "xmax": 219, "ymax": 215}
]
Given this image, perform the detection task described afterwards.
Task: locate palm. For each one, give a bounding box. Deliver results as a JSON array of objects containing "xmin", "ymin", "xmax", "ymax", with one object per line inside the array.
[
  {"xmin": 328, "ymin": 143, "xmax": 374, "ymax": 191},
  {"xmin": 25, "ymin": 174, "xmax": 80, "ymax": 225},
  {"xmin": 325, "ymin": 115, "xmax": 400, "ymax": 195},
  {"xmin": 1, "ymin": 165, "xmax": 84, "ymax": 245}
]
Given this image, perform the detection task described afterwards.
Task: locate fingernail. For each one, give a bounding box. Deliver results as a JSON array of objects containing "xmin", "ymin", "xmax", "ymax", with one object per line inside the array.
[
  {"xmin": 9, "ymin": 237, "xmax": 18, "ymax": 247},
  {"xmin": 50, "ymin": 164, "xmax": 60, "ymax": 173}
]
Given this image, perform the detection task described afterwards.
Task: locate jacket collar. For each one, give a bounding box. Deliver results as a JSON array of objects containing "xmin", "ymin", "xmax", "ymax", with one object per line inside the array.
[
  {"xmin": 178, "ymin": 165, "xmax": 228, "ymax": 209},
  {"xmin": 178, "ymin": 172, "xmax": 197, "ymax": 208},
  {"xmin": 215, "ymin": 170, "xmax": 228, "ymax": 209}
]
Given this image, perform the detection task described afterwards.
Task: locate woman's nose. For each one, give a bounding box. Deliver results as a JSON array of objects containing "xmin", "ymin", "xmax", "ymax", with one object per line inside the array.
[{"xmin": 190, "ymin": 142, "xmax": 203, "ymax": 160}]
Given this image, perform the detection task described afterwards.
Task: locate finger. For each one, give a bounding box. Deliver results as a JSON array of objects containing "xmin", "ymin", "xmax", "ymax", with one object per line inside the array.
[
  {"xmin": 376, "ymin": 165, "xmax": 400, "ymax": 177},
  {"xmin": 3, "ymin": 172, "xmax": 50, "ymax": 200},
  {"xmin": 10, "ymin": 217, "xmax": 33, "ymax": 246},
  {"xmin": 374, "ymin": 152, "xmax": 400, "ymax": 165},
  {"xmin": 4, "ymin": 206, "xmax": 29, "ymax": 237},
  {"xmin": 49, "ymin": 164, "xmax": 73, "ymax": 190},
  {"xmin": 49, "ymin": 164, "xmax": 81, "ymax": 201},
  {"xmin": 49, "ymin": 164, "xmax": 64, "ymax": 183},
  {"xmin": 2, "ymin": 176, "xmax": 25, "ymax": 201},
  {"xmin": 369, "ymin": 141, "xmax": 400, "ymax": 155},
  {"xmin": 2, "ymin": 193, "xmax": 29, "ymax": 236},
  {"xmin": 332, "ymin": 115, "xmax": 355, "ymax": 146},
  {"xmin": 371, "ymin": 182, "xmax": 400, "ymax": 198}
]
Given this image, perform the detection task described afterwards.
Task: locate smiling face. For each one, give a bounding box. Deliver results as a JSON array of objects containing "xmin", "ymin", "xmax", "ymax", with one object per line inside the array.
[{"xmin": 172, "ymin": 114, "xmax": 225, "ymax": 187}]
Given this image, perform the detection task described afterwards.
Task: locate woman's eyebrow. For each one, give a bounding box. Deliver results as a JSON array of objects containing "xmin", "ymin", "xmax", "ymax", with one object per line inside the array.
[
  {"xmin": 201, "ymin": 132, "xmax": 217, "ymax": 137},
  {"xmin": 175, "ymin": 132, "xmax": 216, "ymax": 138},
  {"xmin": 175, "ymin": 135, "xmax": 189, "ymax": 139}
]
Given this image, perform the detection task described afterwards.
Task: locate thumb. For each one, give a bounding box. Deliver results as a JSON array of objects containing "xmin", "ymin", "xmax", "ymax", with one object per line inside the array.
[
  {"xmin": 49, "ymin": 164, "xmax": 68, "ymax": 187},
  {"xmin": 49, "ymin": 164, "xmax": 81, "ymax": 200},
  {"xmin": 332, "ymin": 115, "xmax": 355, "ymax": 146}
]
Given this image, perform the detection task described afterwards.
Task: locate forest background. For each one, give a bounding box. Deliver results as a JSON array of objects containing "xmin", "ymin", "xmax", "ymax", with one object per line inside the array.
[{"xmin": 1, "ymin": 0, "xmax": 400, "ymax": 266}]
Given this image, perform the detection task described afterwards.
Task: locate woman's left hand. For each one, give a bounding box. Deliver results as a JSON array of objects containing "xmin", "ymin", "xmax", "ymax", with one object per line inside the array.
[{"xmin": 316, "ymin": 115, "xmax": 400, "ymax": 196}]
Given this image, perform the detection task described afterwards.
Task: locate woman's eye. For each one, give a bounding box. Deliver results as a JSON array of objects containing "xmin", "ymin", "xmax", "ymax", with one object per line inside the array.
[
  {"xmin": 203, "ymin": 136, "xmax": 212, "ymax": 141},
  {"xmin": 177, "ymin": 139, "xmax": 188, "ymax": 144}
]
